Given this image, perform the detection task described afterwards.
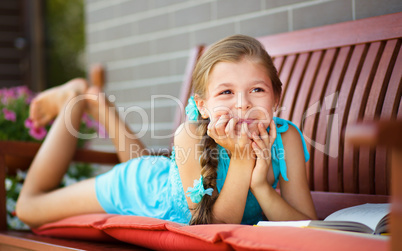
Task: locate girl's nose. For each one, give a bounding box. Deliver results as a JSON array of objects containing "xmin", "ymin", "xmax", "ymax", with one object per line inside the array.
[{"xmin": 234, "ymin": 93, "xmax": 251, "ymax": 111}]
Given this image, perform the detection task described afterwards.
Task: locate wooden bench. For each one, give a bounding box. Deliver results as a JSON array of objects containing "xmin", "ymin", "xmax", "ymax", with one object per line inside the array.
[{"xmin": 0, "ymin": 12, "xmax": 401, "ymax": 250}]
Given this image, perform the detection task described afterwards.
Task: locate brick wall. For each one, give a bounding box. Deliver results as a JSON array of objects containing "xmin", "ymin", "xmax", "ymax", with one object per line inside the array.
[{"xmin": 85, "ymin": 0, "xmax": 402, "ymax": 152}]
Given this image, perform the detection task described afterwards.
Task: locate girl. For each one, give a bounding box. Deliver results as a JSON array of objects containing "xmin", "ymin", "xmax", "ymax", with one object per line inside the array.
[{"xmin": 16, "ymin": 35, "xmax": 317, "ymax": 228}]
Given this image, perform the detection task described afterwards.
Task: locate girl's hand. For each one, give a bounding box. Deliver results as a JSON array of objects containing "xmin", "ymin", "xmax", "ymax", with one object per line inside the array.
[
  {"xmin": 207, "ymin": 114, "xmax": 253, "ymax": 160},
  {"xmin": 250, "ymin": 120, "xmax": 276, "ymax": 190}
]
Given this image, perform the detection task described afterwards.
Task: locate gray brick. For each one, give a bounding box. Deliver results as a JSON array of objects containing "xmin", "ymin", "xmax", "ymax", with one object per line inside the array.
[
  {"xmin": 173, "ymin": 3, "xmax": 212, "ymax": 27},
  {"xmin": 138, "ymin": 14, "xmax": 171, "ymax": 34},
  {"xmin": 107, "ymin": 67, "xmax": 138, "ymax": 83},
  {"xmin": 293, "ymin": 0, "xmax": 353, "ymax": 31},
  {"xmin": 149, "ymin": 106, "xmax": 177, "ymax": 123},
  {"xmin": 89, "ymin": 48, "xmax": 119, "ymax": 64},
  {"xmin": 87, "ymin": 30, "xmax": 101, "ymax": 44},
  {"xmin": 152, "ymin": 81, "xmax": 182, "ymax": 98},
  {"xmin": 155, "ymin": 33, "xmax": 190, "ymax": 54},
  {"xmin": 138, "ymin": 60, "xmax": 173, "ymax": 79},
  {"xmin": 108, "ymin": 85, "xmax": 154, "ymax": 103},
  {"xmin": 355, "ymin": 0, "xmax": 402, "ymax": 19},
  {"xmin": 117, "ymin": 41, "xmax": 152, "ymax": 59},
  {"xmin": 239, "ymin": 12, "xmax": 288, "ymax": 37},
  {"xmin": 101, "ymin": 22, "xmax": 135, "ymax": 41},
  {"xmin": 193, "ymin": 23, "xmax": 236, "ymax": 45},
  {"xmin": 152, "ymin": 0, "xmax": 186, "ymax": 8},
  {"xmin": 216, "ymin": 0, "xmax": 261, "ymax": 19},
  {"xmin": 87, "ymin": 5, "xmax": 118, "ymax": 24},
  {"xmin": 264, "ymin": 0, "xmax": 307, "ymax": 9},
  {"xmin": 172, "ymin": 56, "xmax": 188, "ymax": 75},
  {"xmin": 117, "ymin": 0, "xmax": 151, "ymax": 17}
]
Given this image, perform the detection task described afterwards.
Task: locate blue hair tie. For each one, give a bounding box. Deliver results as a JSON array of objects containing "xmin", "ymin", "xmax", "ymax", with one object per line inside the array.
[
  {"xmin": 186, "ymin": 175, "xmax": 214, "ymax": 203},
  {"xmin": 185, "ymin": 96, "xmax": 200, "ymax": 121}
]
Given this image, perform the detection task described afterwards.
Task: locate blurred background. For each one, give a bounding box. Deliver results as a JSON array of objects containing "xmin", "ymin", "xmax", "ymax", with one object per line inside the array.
[{"xmin": 1, "ymin": 0, "xmax": 401, "ymax": 152}]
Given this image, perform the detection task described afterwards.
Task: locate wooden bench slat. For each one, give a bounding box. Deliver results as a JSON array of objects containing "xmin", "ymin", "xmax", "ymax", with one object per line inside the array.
[
  {"xmin": 382, "ymin": 40, "xmax": 402, "ymax": 120},
  {"xmin": 359, "ymin": 39, "xmax": 400, "ymax": 195},
  {"xmin": 292, "ymin": 51, "xmax": 324, "ymax": 188},
  {"xmin": 312, "ymin": 50, "xmax": 340, "ymax": 192},
  {"xmin": 272, "ymin": 56, "xmax": 285, "ymax": 75},
  {"xmin": 277, "ymin": 54, "xmax": 297, "ymax": 103},
  {"xmin": 349, "ymin": 42, "xmax": 383, "ymax": 194},
  {"xmin": 291, "ymin": 50, "xmax": 323, "ymax": 129},
  {"xmin": 280, "ymin": 53, "xmax": 310, "ymax": 121},
  {"xmin": 339, "ymin": 44, "xmax": 368, "ymax": 193},
  {"xmin": 325, "ymin": 47, "xmax": 353, "ymax": 193},
  {"xmin": 376, "ymin": 43, "xmax": 402, "ymax": 195}
]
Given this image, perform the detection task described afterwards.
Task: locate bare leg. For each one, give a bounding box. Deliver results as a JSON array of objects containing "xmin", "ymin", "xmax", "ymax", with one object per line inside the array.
[
  {"xmin": 85, "ymin": 86, "xmax": 149, "ymax": 162},
  {"xmin": 17, "ymin": 79, "xmax": 105, "ymax": 228}
]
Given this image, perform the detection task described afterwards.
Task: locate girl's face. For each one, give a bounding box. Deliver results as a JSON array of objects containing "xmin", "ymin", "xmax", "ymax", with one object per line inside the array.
[{"xmin": 197, "ymin": 58, "xmax": 278, "ymax": 135}]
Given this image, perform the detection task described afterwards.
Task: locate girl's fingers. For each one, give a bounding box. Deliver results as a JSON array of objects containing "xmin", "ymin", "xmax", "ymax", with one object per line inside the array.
[
  {"xmin": 241, "ymin": 121, "xmax": 249, "ymax": 139},
  {"xmin": 225, "ymin": 117, "xmax": 238, "ymax": 138},
  {"xmin": 214, "ymin": 115, "xmax": 230, "ymax": 137},
  {"xmin": 251, "ymin": 141, "xmax": 264, "ymax": 159},
  {"xmin": 268, "ymin": 119, "xmax": 277, "ymax": 145},
  {"xmin": 258, "ymin": 121, "xmax": 269, "ymax": 138}
]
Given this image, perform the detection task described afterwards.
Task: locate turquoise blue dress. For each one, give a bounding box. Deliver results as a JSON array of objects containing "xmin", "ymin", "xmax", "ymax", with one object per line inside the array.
[{"xmin": 95, "ymin": 117, "xmax": 309, "ymax": 225}]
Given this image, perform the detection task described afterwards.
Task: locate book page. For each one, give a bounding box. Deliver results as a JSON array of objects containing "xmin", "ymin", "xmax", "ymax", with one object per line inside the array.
[
  {"xmin": 256, "ymin": 220, "xmax": 311, "ymax": 227},
  {"xmin": 324, "ymin": 203, "xmax": 390, "ymax": 231}
]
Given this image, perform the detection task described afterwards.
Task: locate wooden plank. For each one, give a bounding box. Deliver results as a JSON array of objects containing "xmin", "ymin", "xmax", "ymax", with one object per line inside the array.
[
  {"xmin": 0, "ymin": 64, "xmax": 20, "ymax": 75},
  {"xmin": 290, "ymin": 51, "xmax": 323, "ymax": 188},
  {"xmin": 291, "ymin": 51, "xmax": 323, "ymax": 128},
  {"xmin": 0, "ymin": 48, "xmax": 23, "ymax": 59},
  {"xmin": 0, "ymin": 153, "xmax": 6, "ymax": 231},
  {"xmin": 338, "ymin": 44, "xmax": 368, "ymax": 193},
  {"xmin": 258, "ymin": 12, "xmax": 402, "ymax": 57},
  {"xmin": 276, "ymin": 54, "xmax": 297, "ymax": 105},
  {"xmin": 0, "ymin": 141, "xmax": 120, "ymax": 165},
  {"xmin": 0, "ymin": 15, "xmax": 20, "ymax": 26},
  {"xmin": 322, "ymin": 47, "xmax": 353, "ymax": 193},
  {"xmin": 348, "ymin": 42, "xmax": 383, "ymax": 194},
  {"xmin": 272, "ymin": 56, "xmax": 285, "ymax": 76},
  {"xmin": 379, "ymin": 43, "xmax": 402, "ymax": 195},
  {"xmin": 0, "ymin": 231, "xmax": 147, "ymax": 251},
  {"xmin": 361, "ymin": 39, "xmax": 400, "ymax": 195},
  {"xmin": 279, "ymin": 53, "xmax": 310, "ymax": 120},
  {"xmin": 312, "ymin": 49, "xmax": 343, "ymax": 193},
  {"xmin": 0, "ymin": 1, "xmax": 19, "ymax": 10}
]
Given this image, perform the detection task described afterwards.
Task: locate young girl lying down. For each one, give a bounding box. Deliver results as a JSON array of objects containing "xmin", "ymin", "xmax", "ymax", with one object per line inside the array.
[{"xmin": 16, "ymin": 35, "xmax": 317, "ymax": 228}]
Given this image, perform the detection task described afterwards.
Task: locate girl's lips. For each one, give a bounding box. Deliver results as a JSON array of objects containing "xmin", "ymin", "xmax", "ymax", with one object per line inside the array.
[{"xmin": 237, "ymin": 118, "xmax": 255, "ymax": 124}]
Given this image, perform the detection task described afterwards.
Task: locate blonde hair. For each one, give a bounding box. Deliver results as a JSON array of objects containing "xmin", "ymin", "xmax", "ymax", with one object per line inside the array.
[{"xmin": 189, "ymin": 35, "xmax": 282, "ymax": 225}]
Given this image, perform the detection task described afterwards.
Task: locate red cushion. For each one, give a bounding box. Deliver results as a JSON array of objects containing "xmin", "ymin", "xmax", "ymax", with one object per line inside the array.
[{"xmin": 33, "ymin": 214, "xmax": 388, "ymax": 251}]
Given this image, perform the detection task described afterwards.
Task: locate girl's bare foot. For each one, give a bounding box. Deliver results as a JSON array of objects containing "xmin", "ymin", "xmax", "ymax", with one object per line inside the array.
[
  {"xmin": 90, "ymin": 64, "xmax": 105, "ymax": 89},
  {"xmin": 29, "ymin": 78, "xmax": 88, "ymax": 128},
  {"xmin": 84, "ymin": 86, "xmax": 110, "ymax": 123}
]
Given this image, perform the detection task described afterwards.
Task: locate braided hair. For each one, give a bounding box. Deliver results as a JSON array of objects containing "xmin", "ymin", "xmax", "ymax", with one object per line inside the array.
[{"xmin": 189, "ymin": 35, "xmax": 282, "ymax": 225}]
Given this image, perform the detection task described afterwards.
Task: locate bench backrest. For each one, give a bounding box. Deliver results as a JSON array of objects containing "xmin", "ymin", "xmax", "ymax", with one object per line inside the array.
[{"xmin": 258, "ymin": 12, "xmax": 401, "ymax": 196}]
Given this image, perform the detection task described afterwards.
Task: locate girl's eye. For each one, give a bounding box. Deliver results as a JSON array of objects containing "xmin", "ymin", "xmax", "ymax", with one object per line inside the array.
[
  {"xmin": 252, "ymin": 88, "xmax": 264, "ymax": 93},
  {"xmin": 220, "ymin": 90, "xmax": 232, "ymax": 95}
]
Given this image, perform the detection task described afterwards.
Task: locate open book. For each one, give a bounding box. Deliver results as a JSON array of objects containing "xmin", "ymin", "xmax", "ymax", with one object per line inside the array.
[{"xmin": 256, "ymin": 203, "xmax": 390, "ymax": 235}]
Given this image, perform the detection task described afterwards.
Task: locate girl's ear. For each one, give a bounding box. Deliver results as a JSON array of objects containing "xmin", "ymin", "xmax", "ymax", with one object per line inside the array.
[{"xmin": 194, "ymin": 94, "xmax": 209, "ymax": 119}]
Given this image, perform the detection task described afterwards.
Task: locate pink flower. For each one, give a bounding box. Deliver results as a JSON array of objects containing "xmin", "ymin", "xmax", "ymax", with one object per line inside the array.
[
  {"xmin": 24, "ymin": 118, "xmax": 34, "ymax": 128},
  {"xmin": 98, "ymin": 123, "xmax": 108, "ymax": 138},
  {"xmin": 29, "ymin": 126, "xmax": 47, "ymax": 140},
  {"xmin": 25, "ymin": 118, "xmax": 47, "ymax": 140},
  {"xmin": 82, "ymin": 113, "xmax": 96, "ymax": 128},
  {"xmin": 2, "ymin": 108, "xmax": 16, "ymax": 122}
]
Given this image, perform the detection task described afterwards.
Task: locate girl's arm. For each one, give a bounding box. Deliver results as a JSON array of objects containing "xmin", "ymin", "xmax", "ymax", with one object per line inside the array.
[
  {"xmin": 251, "ymin": 124, "xmax": 317, "ymax": 221},
  {"xmin": 175, "ymin": 120, "xmax": 254, "ymax": 224}
]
